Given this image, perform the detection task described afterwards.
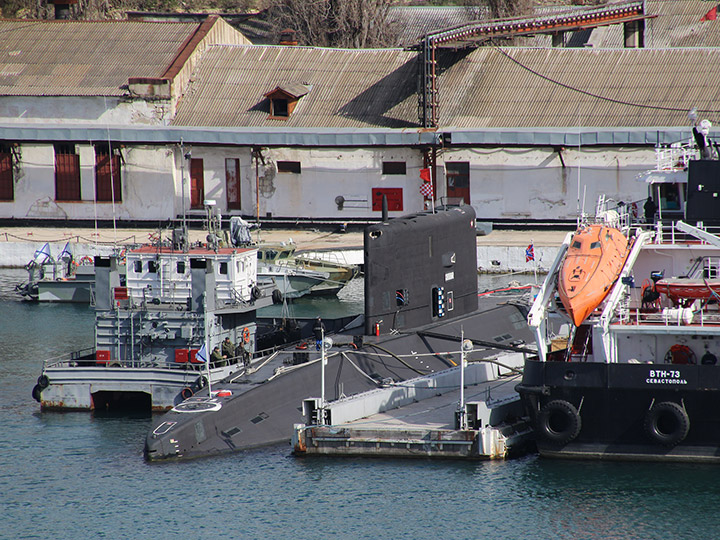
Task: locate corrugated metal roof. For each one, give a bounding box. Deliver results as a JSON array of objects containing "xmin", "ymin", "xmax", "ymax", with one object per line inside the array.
[
  {"xmin": 173, "ymin": 45, "xmax": 419, "ymax": 128},
  {"xmin": 0, "ymin": 19, "xmax": 202, "ymax": 96},
  {"xmin": 173, "ymin": 44, "xmax": 720, "ymax": 130},
  {"xmin": 438, "ymin": 47, "xmax": 720, "ymax": 128}
]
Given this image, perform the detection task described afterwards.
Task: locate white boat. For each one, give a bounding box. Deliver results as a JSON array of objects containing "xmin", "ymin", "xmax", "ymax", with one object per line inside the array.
[
  {"xmin": 32, "ymin": 241, "xmax": 272, "ymax": 411},
  {"xmin": 231, "ymin": 218, "xmax": 359, "ymax": 300},
  {"xmin": 517, "ymin": 133, "xmax": 720, "ymax": 462}
]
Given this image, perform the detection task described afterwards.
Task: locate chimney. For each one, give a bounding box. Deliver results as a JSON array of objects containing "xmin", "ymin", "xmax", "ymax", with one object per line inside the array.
[{"xmin": 279, "ymin": 28, "xmax": 298, "ymax": 46}]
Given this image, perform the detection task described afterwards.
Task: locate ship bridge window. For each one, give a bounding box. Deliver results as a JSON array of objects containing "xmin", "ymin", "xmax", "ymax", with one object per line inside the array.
[
  {"xmin": 590, "ymin": 241, "xmax": 601, "ymax": 249},
  {"xmin": 219, "ymin": 262, "xmax": 228, "ymax": 275},
  {"xmin": 148, "ymin": 261, "xmax": 158, "ymax": 273},
  {"xmin": 133, "ymin": 260, "xmax": 142, "ymax": 273},
  {"xmin": 176, "ymin": 261, "xmax": 185, "ymax": 274}
]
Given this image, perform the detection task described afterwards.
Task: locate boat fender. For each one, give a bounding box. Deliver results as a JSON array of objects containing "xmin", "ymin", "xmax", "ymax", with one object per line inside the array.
[
  {"xmin": 536, "ymin": 399, "xmax": 582, "ymax": 445},
  {"xmin": 251, "ymin": 286, "xmax": 262, "ymax": 300},
  {"xmin": 181, "ymin": 387, "xmax": 194, "ymax": 400},
  {"xmin": 272, "ymin": 289, "xmax": 283, "ymax": 304},
  {"xmin": 664, "ymin": 344, "xmax": 696, "ymax": 365},
  {"xmin": 37, "ymin": 374, "xmax": 50, "ymax": 389},
  {"xmin": 194, "ymin": 376, "xmax": 208, "ymax": 390},
  {"xmin": 32, "ymin": 384, "xmax": 42, "ymax": 403},
  {"xmin": 644, "ymin": 401, "xmax": 690, "ymax": 447},
  {"xmin": 242, "ymin": 327, "xmax": 251, "ymax": 344}
]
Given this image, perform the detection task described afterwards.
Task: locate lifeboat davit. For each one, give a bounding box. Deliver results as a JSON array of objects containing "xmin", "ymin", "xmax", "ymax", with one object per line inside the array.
[{"xmin": 558, "ymin": 223, "xmax": 630, "ymax": 326}]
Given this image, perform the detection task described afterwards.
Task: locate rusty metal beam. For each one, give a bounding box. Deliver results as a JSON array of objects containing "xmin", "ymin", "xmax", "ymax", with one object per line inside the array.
[{"xmin": 422, "ymin": 2, "xmax": 653, "ymax": 49}]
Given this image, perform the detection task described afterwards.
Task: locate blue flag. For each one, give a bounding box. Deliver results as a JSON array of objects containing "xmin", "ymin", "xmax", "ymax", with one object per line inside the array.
[{"xmin": 195, "ymin": 343, "xmax": 207, "ymax": 363}]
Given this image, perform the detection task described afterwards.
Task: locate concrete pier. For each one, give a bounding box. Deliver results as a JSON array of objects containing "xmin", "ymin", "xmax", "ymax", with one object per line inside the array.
[{"xmin": 292, "ymin": 356, "xmax": 534, "ymax": 460}]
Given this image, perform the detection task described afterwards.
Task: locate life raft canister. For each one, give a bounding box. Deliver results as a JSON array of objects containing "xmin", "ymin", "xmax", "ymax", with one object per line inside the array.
[
  {"xmin": 644, "ymin": 401, "xmax": 690, "ymax": 447},
  {"xmin": 536, "ymin": 399, "xmax": 582, "ymax": 445}
]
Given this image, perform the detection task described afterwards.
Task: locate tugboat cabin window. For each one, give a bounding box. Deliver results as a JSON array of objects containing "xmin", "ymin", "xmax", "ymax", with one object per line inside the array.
[
  {"xmin": 572, "ymin": 241, "xmax": 582, "ymax": 249},
  {"xmin": 176, "ymin": 261, "xmax": 185, "ymax": 274},
  {"xmin": 148, "ymin": 261, "xmax": 158, "ymax": 273},
  {"xmin": 133, "ymin": 260, "xmax": 142, "ymax": 273},
  {"xmin": 219, "ymin": 262, "xmax": 228, "ymax": 275},
  {"xmin": 590, "ymin": 241, "xmax": 601, "ymax": 249}
]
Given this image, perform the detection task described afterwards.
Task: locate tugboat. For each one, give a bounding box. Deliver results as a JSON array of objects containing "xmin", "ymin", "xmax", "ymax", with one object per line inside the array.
[
  {"xmin": 517, "ymin": 128, "xmax": 720, "ymax": 462},
  {"xmin": 144, "ymin": 205, "xmax": 536, "ymax": 461},
  {"xmin": 32, "ymin": 231, "xmax": 273, "ymax": 411}
]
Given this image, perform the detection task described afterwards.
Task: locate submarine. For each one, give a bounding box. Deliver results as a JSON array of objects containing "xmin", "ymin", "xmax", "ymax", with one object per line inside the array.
[{"xmin": 144, "ymin": 205, "xmax": 534, "ymax": 461}]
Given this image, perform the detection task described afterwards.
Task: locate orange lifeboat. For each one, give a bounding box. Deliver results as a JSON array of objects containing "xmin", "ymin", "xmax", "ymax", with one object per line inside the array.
[{"xmin": 558, "ymin": 223, "xmax": 630, "ymax": 326}]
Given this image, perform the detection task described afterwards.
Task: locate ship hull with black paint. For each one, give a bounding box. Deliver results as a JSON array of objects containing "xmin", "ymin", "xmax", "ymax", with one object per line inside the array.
[
  {"xmin": 145, "ymin": 205, "xmax": 536, "ymax": 461},
  {"xmin": 519, "ymin": 359, "xmax": 720, "ymax": 462}
]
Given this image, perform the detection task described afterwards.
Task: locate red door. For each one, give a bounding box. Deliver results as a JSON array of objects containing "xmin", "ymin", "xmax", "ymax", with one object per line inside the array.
[
  {"xmin": 190, "ymin": 158, "xmax": 204, "ymax": 209},
  {"xmin": 446, "ymin": 162, "xmax": 470, "ymax": 205},
  {"xmin": 225, "ymin": 158, "xmax": 241, "ymax": 210}
]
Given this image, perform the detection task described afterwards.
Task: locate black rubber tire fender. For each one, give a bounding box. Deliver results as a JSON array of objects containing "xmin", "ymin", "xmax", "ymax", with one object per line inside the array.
[
  {"xmin": 536, "ymin": 399, "xmax": 582, "ymax": 445},
  {"xmin": 644, "ymin": 401, "xmax": 690, "ymax": 447},
  {"xmin": 37, "ymin": 374, "xmax": 50, "ymax": 389},
  {"xmin": 32, "ymin": 384, "xmax": 42, "ymax": 403},
  {"xmin": 180, "ymin": 387, "xmax": 194, "ymax": 400}
]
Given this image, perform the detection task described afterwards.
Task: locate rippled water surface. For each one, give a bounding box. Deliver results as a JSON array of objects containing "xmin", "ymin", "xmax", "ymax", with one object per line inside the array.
[{"xmin": 2, "ymin": 268, "xmax": 719, "ymax": 539}]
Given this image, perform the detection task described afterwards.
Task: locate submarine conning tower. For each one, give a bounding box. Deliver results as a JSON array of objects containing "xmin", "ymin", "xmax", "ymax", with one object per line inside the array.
[{"xmin": 363, "ymin": 205, "xmax": 478, "ymax": 336}]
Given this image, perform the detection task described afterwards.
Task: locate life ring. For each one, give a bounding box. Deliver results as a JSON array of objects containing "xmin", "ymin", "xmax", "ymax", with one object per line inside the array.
[
  {"xmin": 536, "ymin": 399, "xmax": 582, "ymax": 445},
  {"xmin": 37, "ymin": 374, "xmax": 50, "ymax": 389},
  {"xmin": 644, "ymin": 401, "xmax": 689, "ymax": 447},
  {"xmin": 242, "ymin": 327, "xmax": 250, "ymax": 344},
  {"xmin": 79, "ymin": 255, "xmax": 93, "ymax": 266},
  {"xmin": 664, "ymin": 344, "xmax": 696, "ymax": 365},
  {"xmin": 181, "ymin": 387, "xmax": 194, "ymax": 400}
]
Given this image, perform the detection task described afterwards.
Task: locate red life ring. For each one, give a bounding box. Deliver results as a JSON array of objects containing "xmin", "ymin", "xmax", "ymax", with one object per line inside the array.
[{"xmin": 242, "ymin": 327, "xmax": 250, "ymax": 344}]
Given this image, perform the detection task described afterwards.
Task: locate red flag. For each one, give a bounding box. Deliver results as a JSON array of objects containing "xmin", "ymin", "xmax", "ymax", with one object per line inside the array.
[
  {"xmin": 419, "ymin": 167, "xmax": 431, "ymax": 182},
  {"xmin": 701, "ymin": 4, "xmax": 719, "ymax": 21}
]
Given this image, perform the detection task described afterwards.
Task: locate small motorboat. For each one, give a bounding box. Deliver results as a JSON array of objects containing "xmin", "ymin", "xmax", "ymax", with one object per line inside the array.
[{"xmin": 557, "ymin": 222, "xmax": 630, "ymax": 326}]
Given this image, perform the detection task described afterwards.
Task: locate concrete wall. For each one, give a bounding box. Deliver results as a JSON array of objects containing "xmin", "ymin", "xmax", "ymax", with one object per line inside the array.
[
  {"xmin": 0, "ymin": 140, "xmax": 654, "ymax": 223},
  {"xmin": 0, "ymin": 96, "xmax": 172, "ymax": 125}
]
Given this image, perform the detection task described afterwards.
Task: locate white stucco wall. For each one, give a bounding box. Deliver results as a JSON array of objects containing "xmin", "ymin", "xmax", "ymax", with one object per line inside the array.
[
  {"xmin": 0, "ymin": 96, "xmax": 172, "ymax": 126},
  {"xmin": 0, "ymin": 141, "xmax": 657, "ymax": 222},
  {"xmin": 1, "ymin": 143, "xmax": 176, "ymax": 220}
]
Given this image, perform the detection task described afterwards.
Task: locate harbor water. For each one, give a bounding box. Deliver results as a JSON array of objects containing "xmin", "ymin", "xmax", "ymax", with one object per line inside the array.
[{"xmin": 1, "ymin": 268, "xmax": 719, "ymax": 539}]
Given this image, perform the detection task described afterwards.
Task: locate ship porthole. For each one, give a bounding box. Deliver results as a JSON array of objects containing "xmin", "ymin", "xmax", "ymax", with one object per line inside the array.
[
  {"xmin": 644, "ymin": 401, "xmax": 689, "ymax": 447},
  {"xmin": 537, "ymin": 399, "xmax": 582, "ymax": 445}
]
